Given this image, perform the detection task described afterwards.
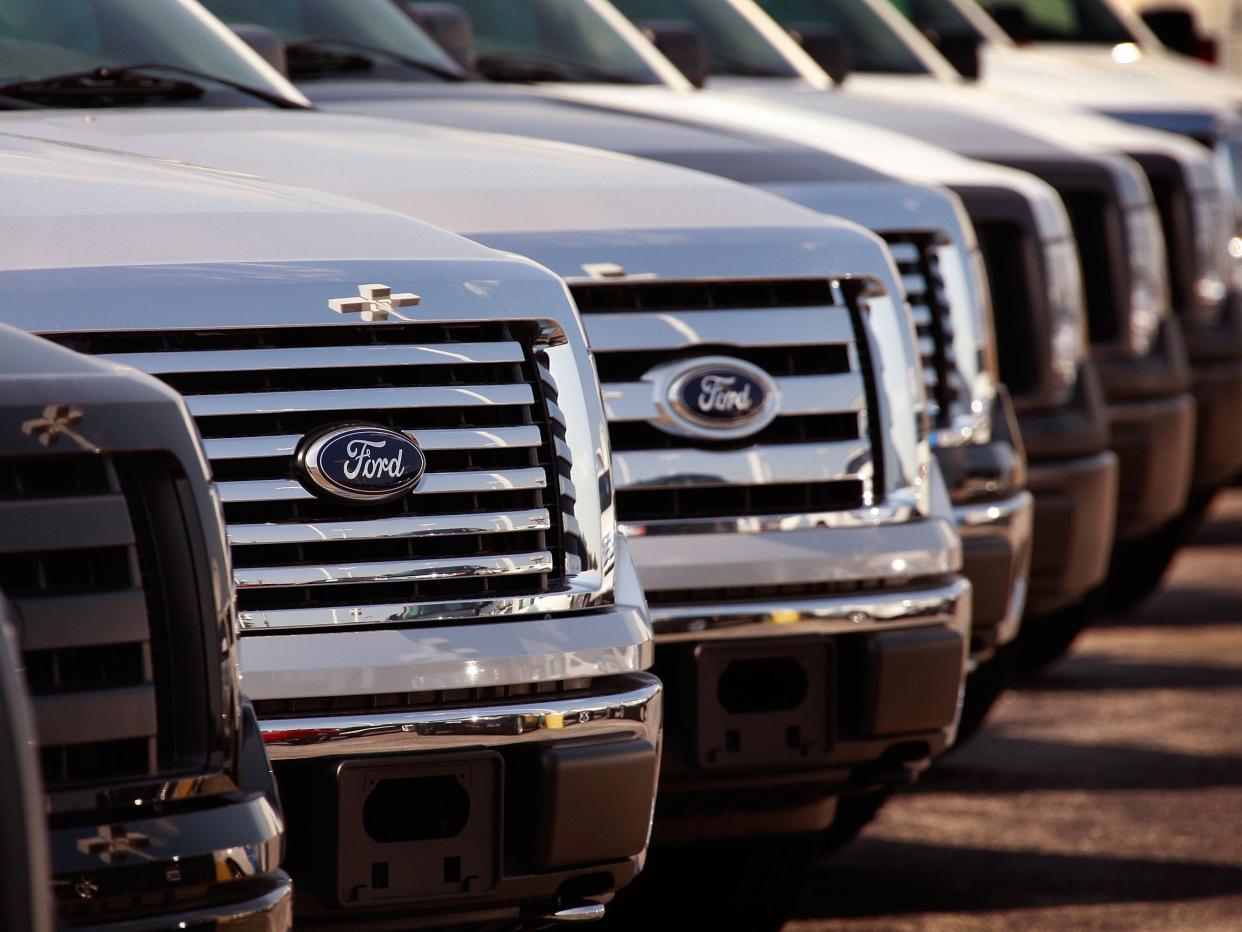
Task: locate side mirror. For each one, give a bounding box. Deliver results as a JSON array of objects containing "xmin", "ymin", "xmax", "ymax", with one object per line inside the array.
[
  {"xmin": 401, "ymin": 1, "xmax": 478, "ymax": 70},
  {"xmin": 786, "ymin": 23, "xmax": 853, "ymax": 84},
  {"xmin": 932, "ymin": 30, "xmax": 983, "ymax": 79},
  {"xmin": 1141, "ymin": 7, "xmax": 1203, "ymax": 58},
  {"xmin": 231, "ymin": 23, "xmax": 289, "ymax": 76},
  {"xmin": 637, "ymin": 20, "xmax": 711, "ymax": 88},
  {"xmin": 988, "ymin": 4, "xmax": 1034, "ymax": 44}
]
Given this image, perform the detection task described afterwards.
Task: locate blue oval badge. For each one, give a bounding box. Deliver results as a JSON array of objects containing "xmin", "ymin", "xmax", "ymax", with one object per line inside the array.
[
  {"xmin": 297, "ymin": 424, "xmax": 426, "ymax": 503},
  {"xmin": 671, "ymin": 364, "xmax": 771, "ymax": 428}
]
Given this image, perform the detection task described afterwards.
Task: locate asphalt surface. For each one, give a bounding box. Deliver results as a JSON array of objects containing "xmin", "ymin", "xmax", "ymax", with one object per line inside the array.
[{"xmin": 785, "ymin": 489, "xmax": 1242, "ymax": 931}]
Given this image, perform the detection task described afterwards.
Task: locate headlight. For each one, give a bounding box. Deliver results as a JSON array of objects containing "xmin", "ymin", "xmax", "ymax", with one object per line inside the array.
[
  {"xmin": 1190, "ymin": 188, "xmax": 1231, "ymax": 326},
  {"xmin": 1123, "ymin": 204, "xmax": 1171, "ymax": 356},
  {"xmin": 1044, "ymin": 237, "xmax": 1089, "ymax": 403}
]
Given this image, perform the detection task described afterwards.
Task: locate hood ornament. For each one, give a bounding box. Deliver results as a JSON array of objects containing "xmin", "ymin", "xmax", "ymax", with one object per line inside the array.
[
  {"xmin": 329, "ymin": 284, "xmax": 420, "ymax": 322},
  {"xmin": 21, "ymin": 404, "xmax": 98, "ymax": 452}
]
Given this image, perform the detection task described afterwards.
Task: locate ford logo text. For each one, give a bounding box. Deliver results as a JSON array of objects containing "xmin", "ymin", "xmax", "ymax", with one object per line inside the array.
[
  {"xmin": 297, "ymin": 424, "xmax": 426, "ymax": 503},
  {"xmin": 654, "ymin": 357, "xmax": 780, "ymax": 440}
]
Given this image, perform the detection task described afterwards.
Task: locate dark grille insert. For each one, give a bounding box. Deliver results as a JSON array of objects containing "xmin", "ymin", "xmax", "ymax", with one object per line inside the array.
[
  {"xmin": 1059, "ymin": 189, "xmax": 1124, "ymax": 344},
  {"xmin": 618, "ymin": 480, "xmax": 864, "ymax": 524}
]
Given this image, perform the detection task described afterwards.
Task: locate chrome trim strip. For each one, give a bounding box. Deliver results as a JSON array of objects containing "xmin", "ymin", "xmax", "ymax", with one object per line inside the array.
[
  {"xmin": 583, "ymin": 306, "xmax": 853, "ymax": 352},
  {"xmin": 101, "ymin": 341, "xmax": 524, "ymax": 374},
  {"xmin": 648, "ymin": 577, "xmax": 971, "ymax": 641},
  {"xmin": 234, "ymin": 550, "xmax": 553, "ymax": 589},
  {"xmin": 187, "ymin": 383, "xmax": 533, "ymax": 417},
  {"xmin": 603, "ymin": 372, "xmax": 865, "ymax": 423},
  {"xmin": 258, "ymin": 673, "xmax": 662, "ymax": 761},
  {"xmin": 618, "ymin": 496, "xmax": 921, "ymax": 537},
  {"xmin": 612, "ymin": 440, "xmax": 871, "ymax": 490},
  {"xmin": 228, "ymin": 508, "xmax": 551, "ymax": 546},
  {"xmin": 954, "ymin": 490, "xmax": 1035, "ymax": 527},
  {"xmin": 203, "ymin": 425, "xmax": 543, "ymax": 460},
  {"xmin": 216, "ymin": 466, "xmax": 548, "ymax": 503}
]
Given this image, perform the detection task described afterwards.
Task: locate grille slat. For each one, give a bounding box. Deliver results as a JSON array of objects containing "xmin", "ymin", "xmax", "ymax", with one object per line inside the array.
[
  {"xmin": 187, "ymin": 383, "xmax": 534, "ymax": 418},
  {"xmin": 216, "ymin": 466, "xmax": 548, "ymax": 503},
  {"xmin": 583, "ymin": 306, "xmax": 856, "ymax": 351},
  {"xmin": 51, "ymin": 323, "xmax": 567, "ymax": 621},
  {"xmin": 233, "ymin": 551, "xmax": 554, "ymax": 589},
  {"xmin": 603, "ymin": 372, "xmax": 865, "ymax": 424},
  {"xmin": 203, "ymin": 425, "xmax": 541, "ymax": 460},
  {"xmin": 100, "ymin": 340, "xmax": 526, "ymax": 373},
  {"xmin": 572, "ymin": 278, "xmax": 875, "ymax": 526},
  {"xmin": 227, "ymin": 507, "xmax": 551, "ymax": 546}
]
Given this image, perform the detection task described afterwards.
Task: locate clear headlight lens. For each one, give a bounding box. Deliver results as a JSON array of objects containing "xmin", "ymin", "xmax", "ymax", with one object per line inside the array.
[
  {"xmin": 1123, "ymin": 204, "xmax": 1171, "ymax": 356},
  {"xmin": 1190, "ymin": 188, "xmax": 1231, "ymax": 327},
  {"xmin": 1044, "ymin": 237, "xmax": 1089, "ymax": 402}
]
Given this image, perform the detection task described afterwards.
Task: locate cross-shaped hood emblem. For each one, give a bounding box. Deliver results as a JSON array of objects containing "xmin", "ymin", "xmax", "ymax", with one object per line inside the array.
[
  {"xmin": 328, "ymin": 284, "xmax": 420, "ymax": 322},
  {"xmin": 21, "ymin": 404, "xmax": 98, "ymax": 452}
]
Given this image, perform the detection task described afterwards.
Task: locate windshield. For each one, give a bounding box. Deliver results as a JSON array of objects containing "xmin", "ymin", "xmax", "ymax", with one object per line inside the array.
[
  {"xmin": 611, "ymin": 0, "xmax": 801, "ymax": 77},
  {"xmin": 447, "ymin": 0, "xmax": 665, "ymax": 82},
  {"xmin": 0, "ymin": 0, "xmax": 301, "ymax": 104},
  {"xmin": 756, "ymin": 0, "xmax": 931, "ymax": 72},
  {"xmin": 977, "ymin": 0, "xmax": 1133, "ymax": 43},
  {"xmin": 200, "ymin": 0, "xmax": 463, "ymax": 81},
  {"xmin": 890, "ymin": 0, "xmax": 985, "ymax": 41}
]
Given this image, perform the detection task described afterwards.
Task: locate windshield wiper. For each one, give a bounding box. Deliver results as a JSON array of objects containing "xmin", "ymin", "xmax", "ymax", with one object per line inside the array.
[
  {"xmin": 0, "ymin": 65, "xmax": 305, "ymax": 109},
  {"xmin": 285, "ymin": 38, "xmax": 466, "ymax": 82},
  {"xmin": 475, "ymin": 51, "xmax": 644, "ymax": 84},
  {"xmin": 709, "ymin": 54, "xmax": 789, "ymax": 78}
]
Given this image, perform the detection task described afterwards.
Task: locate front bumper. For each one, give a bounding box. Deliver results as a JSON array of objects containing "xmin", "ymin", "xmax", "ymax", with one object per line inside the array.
[
  {"xmin": 259, "ymin": 673, "xmax": 662, "ymax": 928},
  {"xmin": 955, "ymin": 491, "xmax": 1034, "ymax": 659},
  {"xmin": 54, "ymin": 794, "xmax": 288, "ymax": 930},
  {"xmin": 1105, "ymin": 392, "xmax": 1196, "ymax": 541},
  {"xmin": 1186, "ymin": 353, "xmax": 1242, "ymax": 492},
  {"xmin": 645, "ymin": 575, "xmax": 971, "ymax": 843},
  {"xmin": 1024, "ymin": 451, "xmax": 1120, "ymax": 617}
]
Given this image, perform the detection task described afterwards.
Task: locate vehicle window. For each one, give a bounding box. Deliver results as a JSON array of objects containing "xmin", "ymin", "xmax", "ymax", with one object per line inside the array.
[
  {"xmin": 449, "ymin": 0, "xmax": 665, "ymax": 82},
  {"xmin": 611, "ymin": 0, "xmax": 801, "ymax": 77},
  {"xmin": 976, "ymin": 0, "xmax": 1133, "ymax": 42},
  {"xmin": 890, "ymin": 0, "xmax": 984, "ymax": 40},
  {"xmin": 0, "ymin": 0, "xmax": 298, "ymax": 104},
  {"xmin": 756, "ymin": 0, "xmax": 931, "ymax": 72},
  {"xmin": 201, "ymin": 0, "xmax": 462, "ymax": 79}
]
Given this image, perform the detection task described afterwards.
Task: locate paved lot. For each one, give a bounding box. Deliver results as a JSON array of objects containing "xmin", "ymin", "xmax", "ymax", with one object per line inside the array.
[{"xmin": 786, "ymin": 489, "xmax": 1242, "ymax": 931}]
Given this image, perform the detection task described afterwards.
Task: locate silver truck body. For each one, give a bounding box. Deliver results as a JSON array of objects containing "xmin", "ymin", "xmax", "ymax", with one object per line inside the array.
[{"xmin": 0, "ymin": 131, "xmax": 663, "ymax": 922}]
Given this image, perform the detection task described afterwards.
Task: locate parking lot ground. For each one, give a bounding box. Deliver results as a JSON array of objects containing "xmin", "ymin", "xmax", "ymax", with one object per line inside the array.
[{"xmin": 786, "ymin": 489, "xmax": 1242, "ymax": 932}]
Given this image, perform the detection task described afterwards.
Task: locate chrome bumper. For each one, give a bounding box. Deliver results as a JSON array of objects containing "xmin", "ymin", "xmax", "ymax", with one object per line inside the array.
[
  {"xmin": 649, "ymin": 575, "xmax": 972, "ymax": 643},
  {"xmin": 259, "ymin": 672, "xmax": 662, "ymax": 762}
]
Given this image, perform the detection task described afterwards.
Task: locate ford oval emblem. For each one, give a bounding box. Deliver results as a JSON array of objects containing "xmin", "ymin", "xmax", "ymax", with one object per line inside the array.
[
  {"xmin": 655, "ymin": 356, "xmax": 781, "ymax": 440},
  {"xmin": 296, "ymin": 424, "xmax": 426, "ymax": 503}
]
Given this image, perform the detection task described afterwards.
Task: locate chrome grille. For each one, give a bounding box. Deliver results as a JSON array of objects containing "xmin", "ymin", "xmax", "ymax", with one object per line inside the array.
[
  {"xmin": 884, "ymin": 235, "xmax": 962, "ymax": 428},
  {"xmin": 571, "ymin": 278, "xmax": 875, "ymax": 524},
  {"xmin": 50, "ymin": 324, "xmax": 567, "ymax": 627}
]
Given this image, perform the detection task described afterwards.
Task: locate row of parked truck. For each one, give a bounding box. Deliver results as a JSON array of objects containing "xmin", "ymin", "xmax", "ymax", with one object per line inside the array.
[{"xmin": 2, "ymin": 0, "xmax": 1240, "ymax": 929}]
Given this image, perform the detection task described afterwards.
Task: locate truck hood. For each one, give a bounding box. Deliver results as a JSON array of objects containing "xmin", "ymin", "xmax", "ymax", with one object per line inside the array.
[
  {"xmin": 843, "ymin": 74, "xmax": 1220, "ymax": 193},
  {"xmin": 307, "ymin": 79, "xmax": 971, "ymax": 238},
  {"xmin": 978, "ymin": 42, "xmax": 1238, "ymax": 119},
  {"xmin": 0, "ymin": 132, "xmax": 515, "ymax": 271},
  {"xmin": 0, "ymin": 107, "xmax": 858, "ymax": 248},
  {"xmin": 550, "ymin": 84, "xmax": 1073, "ymax": 238}
]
